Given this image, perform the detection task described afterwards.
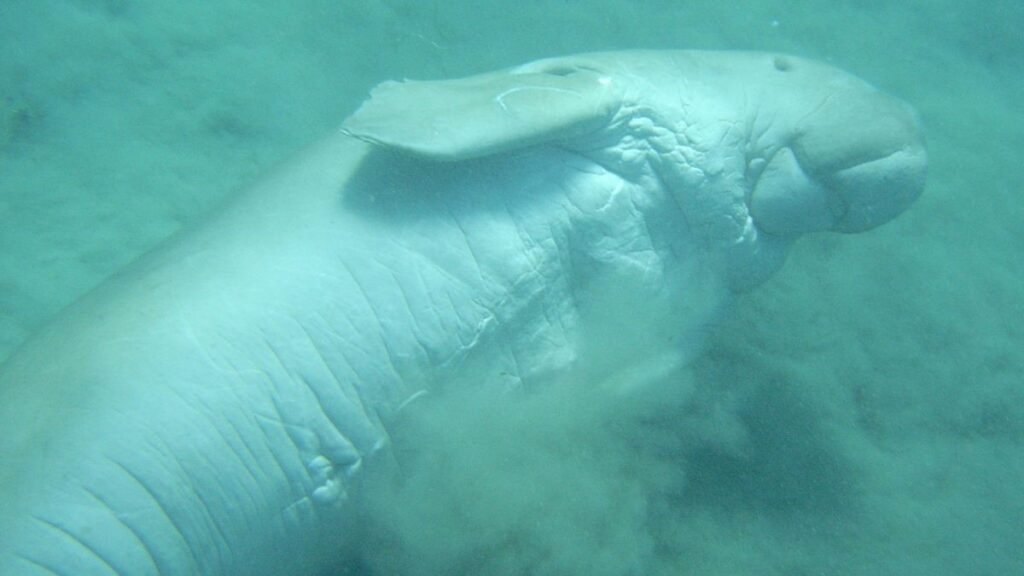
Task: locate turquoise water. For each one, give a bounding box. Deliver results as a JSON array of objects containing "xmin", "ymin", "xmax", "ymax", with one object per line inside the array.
[{"xmin": 1, "ymin": 1, "xmax": 1021, "ymax": 574}]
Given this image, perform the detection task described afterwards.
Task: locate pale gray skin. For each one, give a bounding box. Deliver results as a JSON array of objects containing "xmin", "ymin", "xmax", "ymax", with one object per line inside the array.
[{"xmin": 0, "ymin": 51, "xmax": 925, "ymax": 575}]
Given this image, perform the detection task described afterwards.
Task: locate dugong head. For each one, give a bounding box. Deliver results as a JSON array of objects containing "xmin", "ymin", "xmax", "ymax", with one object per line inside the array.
[
  {"xmin": 703, "ymin": 52, "xmax": 928, "ymax": 236},
  {"xmin": 344, "ymin": 50, "xmax": 926, "ymax": 244}
]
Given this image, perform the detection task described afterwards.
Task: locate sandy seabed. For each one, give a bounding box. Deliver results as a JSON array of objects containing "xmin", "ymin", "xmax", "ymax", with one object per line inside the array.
[{"xmin": 1, "ymin": 1, "xmax": 1021, "ymax": 574}]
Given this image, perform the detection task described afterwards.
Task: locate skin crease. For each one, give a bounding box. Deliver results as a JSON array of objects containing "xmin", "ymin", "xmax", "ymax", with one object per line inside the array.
[{"xmin": 0, "ymin": 51, "xmax": 925, "ymax": 575}]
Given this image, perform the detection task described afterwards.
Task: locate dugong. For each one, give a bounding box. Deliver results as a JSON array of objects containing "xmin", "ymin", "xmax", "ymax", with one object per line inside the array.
[{"xmin": 0, "ymin": 51, "xmax": 925, "ymax": 575}]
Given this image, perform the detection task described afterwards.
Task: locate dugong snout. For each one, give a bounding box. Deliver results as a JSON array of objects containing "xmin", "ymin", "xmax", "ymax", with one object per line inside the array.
[{"xmin": 747, "ymin": 57, "xmax": 927, "ymax": 237}]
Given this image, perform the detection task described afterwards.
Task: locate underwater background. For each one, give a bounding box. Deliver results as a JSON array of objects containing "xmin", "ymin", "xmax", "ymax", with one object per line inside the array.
[{"xmin": 1, "ymin": 1, "xmax": 1021, "ymax": 574}]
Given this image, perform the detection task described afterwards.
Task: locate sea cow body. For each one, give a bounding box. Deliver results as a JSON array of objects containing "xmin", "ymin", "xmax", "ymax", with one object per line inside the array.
[{"xmin": 0, "ymin": 51, "xmax": 925, "ymax": 575}]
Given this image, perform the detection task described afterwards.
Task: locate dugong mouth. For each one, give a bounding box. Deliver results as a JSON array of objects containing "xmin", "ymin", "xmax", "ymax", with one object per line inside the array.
[
  {"xmin": 748, "ymin": 146, "xmax": 840, "ymax": 237},
  {"xmin": 748, "ymin": 138, "xmax": 927, "ymax": 238},
  {"xmin": 751, "ymin": 87, "xmax": 926, "ymax": 237}
]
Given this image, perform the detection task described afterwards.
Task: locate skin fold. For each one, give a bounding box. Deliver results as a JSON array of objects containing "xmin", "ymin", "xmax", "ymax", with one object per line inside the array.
[{"xmin": 0, "ymin": 51, "xmax": 925, "ymax": 575}]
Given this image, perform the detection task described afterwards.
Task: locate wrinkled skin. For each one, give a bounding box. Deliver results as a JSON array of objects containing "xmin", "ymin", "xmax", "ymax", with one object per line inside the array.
[{"xmin": 0, "ymin": 51, "xmax": 925, "ymax": 575}]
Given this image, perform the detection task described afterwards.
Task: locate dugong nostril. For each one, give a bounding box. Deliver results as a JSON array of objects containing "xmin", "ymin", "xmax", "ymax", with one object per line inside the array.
[{"xmin": 773, "ymin": 56, "xmax": 793, "ymax": 72}]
